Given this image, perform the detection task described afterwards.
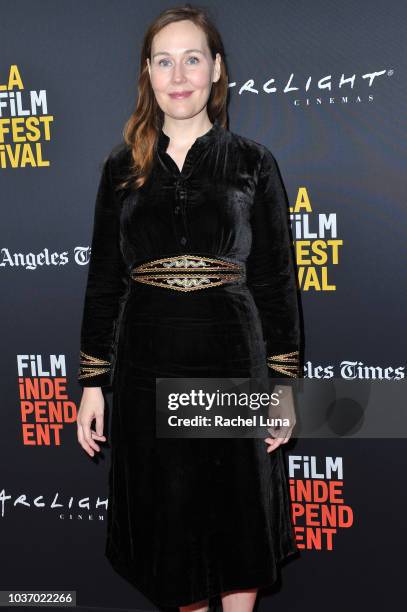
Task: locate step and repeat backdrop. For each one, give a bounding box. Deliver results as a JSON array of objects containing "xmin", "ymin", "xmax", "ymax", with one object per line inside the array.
[{"xmin": 1, "ymin": 1, "xmax": 406, "ymax": 611}]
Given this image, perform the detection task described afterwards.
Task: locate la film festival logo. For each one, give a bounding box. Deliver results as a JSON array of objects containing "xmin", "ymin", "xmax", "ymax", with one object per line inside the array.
[
  {"xmin": 0, "ymin": 65, "xmax": 53, "ymax": 168},
  {"xmin": 291, "ymin": 188, "xmax": 343, "ymax": 291}
]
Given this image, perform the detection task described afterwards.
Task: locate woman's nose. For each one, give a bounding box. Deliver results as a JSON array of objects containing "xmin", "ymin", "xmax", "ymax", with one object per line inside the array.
[{"xmin": 172, "ymin": 62, "xmax": 187, "ymax": 82}]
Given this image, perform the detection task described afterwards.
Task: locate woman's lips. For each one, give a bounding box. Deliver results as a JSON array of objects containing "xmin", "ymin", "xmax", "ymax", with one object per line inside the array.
[{"xmin": 169, "ymin": 91, "xmax": 193, "ymax": 99}]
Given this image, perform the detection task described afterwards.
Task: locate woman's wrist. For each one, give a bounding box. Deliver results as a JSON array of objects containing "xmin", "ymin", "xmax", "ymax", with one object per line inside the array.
[{"xmin": 82, "ymin": 386, "xmax": 103, "ymax": 395}]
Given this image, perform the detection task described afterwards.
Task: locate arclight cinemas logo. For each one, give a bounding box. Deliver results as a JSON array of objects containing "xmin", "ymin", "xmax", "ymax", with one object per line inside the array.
[
  {"xmin": 229, "ymin": 67, "xmax": 393, "ymax": 105},
  {"xmin": 0, "ymin": 489, "xmax": 108, "ymax": 520},
  {"xmin": 0, "ymin": 246, "xmax": 91, "ymax": 269}
]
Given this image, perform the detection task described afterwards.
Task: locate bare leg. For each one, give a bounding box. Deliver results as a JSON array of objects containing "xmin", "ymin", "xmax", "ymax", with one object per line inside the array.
[
  {"xmin": 221, "ymin": 588, "xmax": 258, "ymax": 612},
  {"xmin": 179, "ymin": 599, "xmax": 209, "ymax": 612}
]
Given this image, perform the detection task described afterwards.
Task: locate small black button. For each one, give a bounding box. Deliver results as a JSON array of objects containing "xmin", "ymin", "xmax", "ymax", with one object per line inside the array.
[
  {"xmin": 179, "ymin": 192, "xmax": 185, "ymax": 199},
  {"xmin": 180, "ymin": 236, "xmax": 187, "ymax": 246},
  {"xmin": 174, "ymin": 206, "xmax": 180, "ymax": 214}
]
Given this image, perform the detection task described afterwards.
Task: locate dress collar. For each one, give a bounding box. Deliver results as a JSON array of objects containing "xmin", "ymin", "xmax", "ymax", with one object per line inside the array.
[{"xmin": 157, "ymin": 117, "xmax": 221, "ymax": 153}]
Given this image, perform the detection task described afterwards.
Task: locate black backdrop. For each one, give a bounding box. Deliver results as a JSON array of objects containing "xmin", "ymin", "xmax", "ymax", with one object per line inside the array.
[{"xmin": 1, "ymin": 1, "xmax": 406, "ymax": 611}]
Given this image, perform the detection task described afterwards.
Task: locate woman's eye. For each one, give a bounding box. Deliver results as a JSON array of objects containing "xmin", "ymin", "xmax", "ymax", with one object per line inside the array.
[{"xmin": 157, "ymin": 56, "xmax": 199, "ymax": 67}]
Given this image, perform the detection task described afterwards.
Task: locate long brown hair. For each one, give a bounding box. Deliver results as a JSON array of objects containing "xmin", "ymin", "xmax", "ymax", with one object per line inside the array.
[{"xmin": 119, "ymin": 4, "xmax": 229, "ymax": 191}]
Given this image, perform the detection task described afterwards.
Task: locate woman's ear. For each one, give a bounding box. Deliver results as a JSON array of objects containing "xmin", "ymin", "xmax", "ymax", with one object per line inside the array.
[
  {"xmin": 146, "ymin": 57, "xmax": 151, "ymax": 78},
  {"xmin": 213, "ymin": 53, "xmax": 221, "ymax": 83}
]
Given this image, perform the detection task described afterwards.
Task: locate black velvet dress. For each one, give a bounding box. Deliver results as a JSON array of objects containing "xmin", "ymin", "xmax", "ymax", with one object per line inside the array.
[{"xmin": 77, "ymin": 118, "xmax": 302, "ymax": 608}]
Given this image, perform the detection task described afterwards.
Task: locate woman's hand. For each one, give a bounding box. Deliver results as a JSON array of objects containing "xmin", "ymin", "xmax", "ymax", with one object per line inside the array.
[
  {"xmin": 264, "ymin": 384, "xmax": 297, "ymax": 453},
  {"xmin": 77, "ymin": 387, "xmax": 107, "ymax": 457}
]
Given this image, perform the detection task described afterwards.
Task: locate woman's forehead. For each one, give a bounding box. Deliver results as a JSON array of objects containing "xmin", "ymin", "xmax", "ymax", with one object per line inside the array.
[{"xmin": 151, "ymin": 21, "xmax": 207, "ymax": 54}]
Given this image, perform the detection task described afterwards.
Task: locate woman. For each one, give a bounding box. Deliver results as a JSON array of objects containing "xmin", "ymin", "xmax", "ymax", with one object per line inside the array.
[{"xmin": 76, "ymin": 5, "xmax": 302, "ymax": 612}]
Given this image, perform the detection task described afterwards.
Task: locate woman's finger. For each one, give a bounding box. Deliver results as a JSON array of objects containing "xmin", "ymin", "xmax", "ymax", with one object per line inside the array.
[
  {"xmin": 77, "ymin": 423, "xmax": 95, "ymax": 457},
  {"xmin": 280, "ymin": 429, "xmax": 292, "ymax": 444},
  {"xmin": 82, "ymin": 421, "xmax": 101, "ymax": 453},
  {"xmin": 91, "ymin": 431, "xmax": 106, "ymax": 441},
  {"xmin": 267, "ymin": 440, "xmax": 282, "ymax": 452},
  {"xmin": 264, "ymin": 437, "xmax": 282, "ymax": 453},
  {"xmin": 95, "ymin": 413, "xmax": 105, "ymax": 437}
]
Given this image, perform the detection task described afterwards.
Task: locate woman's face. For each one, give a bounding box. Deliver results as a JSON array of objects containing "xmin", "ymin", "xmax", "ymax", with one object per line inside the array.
[{"xmin": 147, "ymin": 19, "xmax": 221, "ymax": 122}]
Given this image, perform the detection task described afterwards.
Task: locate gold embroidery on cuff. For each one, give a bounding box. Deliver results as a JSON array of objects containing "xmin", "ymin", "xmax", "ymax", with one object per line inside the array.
[
  {"xmin": 78, "ymin": 350, "xmax": 111, "ymax": 380},
  {"xmin": 267, "ymin": 350, "xmax": 299, "ymax": 378},
  {"xmin": 78, "ymin": 366, "xmax": 111, "ymax": 380}
]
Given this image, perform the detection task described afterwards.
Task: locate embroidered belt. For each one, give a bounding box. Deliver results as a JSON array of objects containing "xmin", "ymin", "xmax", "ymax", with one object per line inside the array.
[{"xmin": 130, "ymin": 255, "xmax": 244, "ymax": 292}]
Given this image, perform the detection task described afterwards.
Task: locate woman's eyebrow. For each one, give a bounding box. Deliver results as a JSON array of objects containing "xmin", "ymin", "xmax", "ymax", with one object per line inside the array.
[{"xmin": 152, "ymin": 48, "xmax": 205, "ymax": 58}]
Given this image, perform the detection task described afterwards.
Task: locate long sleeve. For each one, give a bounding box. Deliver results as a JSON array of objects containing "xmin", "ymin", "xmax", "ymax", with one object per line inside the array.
[
  {"xmin": 246, "ymin": 147, "xmax": 301, "ymax": 379},
  {"xmin": 77, "ymin": 153, "xmax": 130, "ymax": 388}
]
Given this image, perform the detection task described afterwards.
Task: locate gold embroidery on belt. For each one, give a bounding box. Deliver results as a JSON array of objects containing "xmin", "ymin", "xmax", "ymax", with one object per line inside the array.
[
  {"xmin": 132, "ymin": 273, "xmax": 241, "ymax": 292},
  {"xmin": 78, "ymin": 350, "xmax": 111, "ymax": 380},
  {"xmin": 131, "ymin": 255, "xmax": 243, "ymax": 292},
  {"xmin": 267, "ymin": 350, "xmax": 299, "ymax": 378},
  {"xmin": 133, "ymin": 255, "xmax": 242, "ymax": 273}
]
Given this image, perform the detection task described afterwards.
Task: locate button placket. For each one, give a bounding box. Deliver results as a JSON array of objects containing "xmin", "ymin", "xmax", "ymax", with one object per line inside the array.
[{"xmin": 174, "ymin": 179, "xmax": 188, "ymax": 246}]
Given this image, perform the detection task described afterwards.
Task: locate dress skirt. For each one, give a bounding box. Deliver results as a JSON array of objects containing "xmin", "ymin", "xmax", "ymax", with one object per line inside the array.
[{"xmin": 104, "ymin": 281, "xmax": 299, "ymax": 608}]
